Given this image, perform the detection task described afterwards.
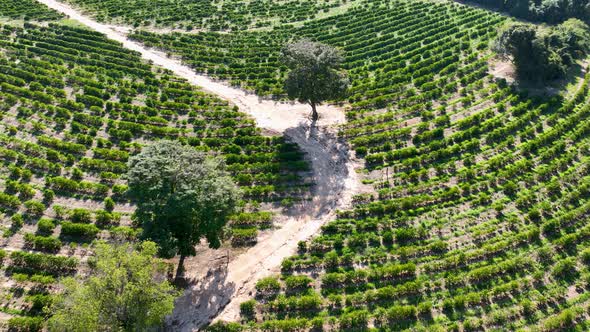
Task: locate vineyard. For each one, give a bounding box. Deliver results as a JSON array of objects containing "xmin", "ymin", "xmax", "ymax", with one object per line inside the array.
[
  {"xmin": 0, "ymin": 0, "xmax": 63, "ymax": 22},
  {"xmin": 2, "ymin": 0, "xmax": 590, "ymax": 330},
  {"xmin": 62, "ymin": 0, "xmax": 352, "ymax": 31},
  {"xmin": 0, "ymin": 14, "xmax": 315, "ymax": 328},
  {"xmin": 214, "ymin": 74, "xmax": 590, "ymax": 330},
  {"xmin": 131, "ymin": 0, "xmax": 590, "ymax": 330}
]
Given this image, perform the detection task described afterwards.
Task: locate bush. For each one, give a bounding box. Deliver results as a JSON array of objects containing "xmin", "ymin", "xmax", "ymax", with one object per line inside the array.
[
  {"xmin": 24, "ymin": 200, "xmax": 46, "ymax": 217},
  {"xmin": 239, "ymin": 300, "xmax": 256, "ymax": 320},
  {"xmin": 104, "ymin": 197, "xmax": 115, "ymax": 212},
  {"xmin": 9, "ymin": 251, "xmax": 77, "ymax": 275},
  {"xmin": 95, "ymin": 210, "xmax": 120, "ymax": 227},
  {"xmin": 69, "ymin": 208, "xmax": 92, "ymax": 223},
  {"xmin": 0, "ymin": 192, "xmax": 21, "ymax": 209},
  {"xmin": 386, "ymin": 305, "xmax": 417, "ymax": 323},
  {"xmin": 11, "ymin": 214, "xmax": 24, "ymax": 230},
  {"xmin": 25, "ymin": 293, "xmax": 53, "ymax": 312},
  {"xmin": 0, "ymin": 250, "xmax": 7, "ymax": 266},
  {"xmin": 7, "ymin": 316, "xmax": 44, "ymax": 332},
  {"xmin": 60, "ymin": 222, "xmax": 100, "ymax": 239},
  {"xmin": 552, "ymin": 258, "xmax": 577, "ymax": 281},
  {"xmin": 24, "ymin": 233, "xmax": 62, "ymax": 252},
  {"xmin": 255, "ymin": 277, "xmax": 281, "ymax": 295},
  {"xmin": 339, "ymin": 310, "xmax": 369, "ymax": 329},
  {"xmin": 37, "ymin": 218, "xmax": 56, "ymax": 235},
  {"xmin": 581, "ymin": 248, "xmax": 590, "ymax": 265},
  {"xmin": 284, "ymin": 275, "xmax": 313, "ymax": 292},
  {"xmin": 42, "ymin": 189, "xmax": 55, "ymax": 203}
]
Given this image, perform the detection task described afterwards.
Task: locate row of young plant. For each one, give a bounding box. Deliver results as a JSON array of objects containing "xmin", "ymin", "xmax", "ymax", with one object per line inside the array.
[
  {"xmin": 0, "ymin": 21, "xmax": 314, "ymax": 326},
  {"xmin": 0, "ymin": 0, "xmax": 63, "ymax": 22},
  {"xmin": 63, "ymin": 0, "xmax": 348, "ymax": 31},
  {"xmin": 0, "ymin": 16, "xmax": 319, "ymax": 330},
  {"xmin": 130, "ymin": 0, "xmax": 502, "ymax": 117},
  {"xmin": 217, "ymin": 83, "xmax": 590, "ymax": 330},
  {"xmin": 0, "ymin": 22, "xmax": 311, "ymax": 222}
]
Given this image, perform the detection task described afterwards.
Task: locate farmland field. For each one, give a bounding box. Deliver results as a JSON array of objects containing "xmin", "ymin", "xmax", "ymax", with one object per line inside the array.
[
  {"xmin": 2, "ymin": 0, "xmax": 590, "ymax": 330},
  {"xmin": 62, "ymin": 0, "xmax": 354, "ymax": 31},
  {"xmin": 0, "ymin": 3, "xmax": 316, "ymax": 326}
]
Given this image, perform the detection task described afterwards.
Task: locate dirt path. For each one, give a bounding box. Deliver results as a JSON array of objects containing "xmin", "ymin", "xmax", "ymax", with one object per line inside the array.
[{"xmin": 35, "ymin": 0, "xmax": 364, "ymax": 330}]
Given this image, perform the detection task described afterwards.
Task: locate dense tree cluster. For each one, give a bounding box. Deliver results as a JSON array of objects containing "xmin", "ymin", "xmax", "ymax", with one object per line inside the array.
[
  {"xmin": 470, "ymin": 0, "xmax": 590, "ymax": 24},
  {"xmin": 494, "ymin": 19, "xmax": 590, "ymax": 80}
]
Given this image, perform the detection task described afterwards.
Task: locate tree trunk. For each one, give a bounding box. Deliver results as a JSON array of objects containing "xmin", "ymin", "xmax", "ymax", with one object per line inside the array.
[
  {"xmin": 175, "ymin": 254, "xmax": 186, "ymax": 282},
  {"xmin": 310, "ymin": 102, "xmax": 319, "ymax": 122}
]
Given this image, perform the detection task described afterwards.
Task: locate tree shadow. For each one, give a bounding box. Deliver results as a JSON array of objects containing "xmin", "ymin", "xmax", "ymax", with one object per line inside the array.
[
  {"xmin": 281, "ymin": 116, "xmax": 354, "ymax": 219},
  {"xmin": 492, "ymin": 58, "xmax": 588, "ymax": 98},
  {"xmin": 166, "ymin": 256, "xmax": 235, "ymax": 332},
  {"xmin": 166, "ymin": 115, "xmax": 355, "ymax": 331}
]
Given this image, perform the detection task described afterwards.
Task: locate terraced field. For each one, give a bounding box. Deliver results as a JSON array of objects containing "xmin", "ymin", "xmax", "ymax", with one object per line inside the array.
[{"xmin": 131, "ymin": 0, "xmax": 502, "ymax": 101}]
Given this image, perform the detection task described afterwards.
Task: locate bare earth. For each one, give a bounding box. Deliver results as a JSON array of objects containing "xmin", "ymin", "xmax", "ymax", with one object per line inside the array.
[{"xmin": 34, "ymin": 0, "xmax": 365, "ymax": 330}]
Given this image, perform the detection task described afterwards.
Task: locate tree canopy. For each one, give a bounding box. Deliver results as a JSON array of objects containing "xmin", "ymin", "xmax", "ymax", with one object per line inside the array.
[
  {"xmin": 126, "ymin": 140, "xmax": 241, "ymax": 279},
  {"xmin": 494, "ymin": 19, "xmax": 590, "ymax": 81},
  {"xmin": 48, "ymin": 241, "xmax": 177, "ymax": 331},
  {"xmin": 466, "ymin": 0, "xmax": 590, "ymax": 24},
  {"xmin": 282, "ymin": 39, "xmax": 349, "ymax": 121}
]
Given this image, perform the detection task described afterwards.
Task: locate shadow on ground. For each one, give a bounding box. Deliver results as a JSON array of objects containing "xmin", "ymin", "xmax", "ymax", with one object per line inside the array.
[
  {"xmin": 166, "ymin": 251, "xmax": 234, "ymax": 331},
  {"xmin": 283, "ymin": 119, "xmax": 354, "ymax": 218},
  {"xmin": 165, "ymin": 119, "xmax": 358, "ymax": 331}
]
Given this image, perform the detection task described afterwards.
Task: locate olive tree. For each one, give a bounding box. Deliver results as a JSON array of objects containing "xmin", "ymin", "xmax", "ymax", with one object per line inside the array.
[
  {"xmin": 127, "ymin": 140, "xmax": 241, "ymax": 280},
  {"xmin": 282, "ymin": 39, "xmax": 349, "ymax": 121}
]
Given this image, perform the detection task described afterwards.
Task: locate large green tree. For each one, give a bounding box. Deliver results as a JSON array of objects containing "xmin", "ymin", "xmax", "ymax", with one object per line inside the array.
[
  {"xmin": 282, "ymin": 39, "xmax": 349, "ymax": 121},
  {"xmin": 48, "ymin": 241, "xmax": 177, "ymax": 331},
  {"xmin": 494, "ymin": 20, "xmax": 590, "ymax": 81},
  {"xmin": 127, "ymin": 140, "xmax": 241, "ymax": 280}
]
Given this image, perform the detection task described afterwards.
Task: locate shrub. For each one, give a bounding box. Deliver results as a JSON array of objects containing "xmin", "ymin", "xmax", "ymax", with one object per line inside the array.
[
  {"xmin": 42, "ymin": 189, "xmax": 55, "ymax": 203},
  {"xmin": 386, "ymin": 305, "xmax": 417, "ymax": 323},
  {"xmin": 24, "ymin": 233, "xmax": 62, "ymax": 252},
  {"xmin": 60, "ymin": 222, "xmax": 100, "ymax": 239},
  {"xmin": 552, "ymin": 258, "xmax": 577, "ymax": 281},
  {"xmin": 104, "ymin": 197, "xmax": 115, "ymax": 212},
  {"xmin": 69, "ymin": 208, "xmax": 92, "ymax": 223},
  {"xmin": 9, "ymin": 251, "xmax": 77, "ymax": 275},
  {"xmin": 284, "ymin": 275, "xmax": 313, "ymax": 292},
  {"xmin": 0, "ymin": 192, "xmax": 21, "ymax": 209},
  {"xmin": 581, "ymin": 248, "xmax": 590, "ymax": 265},
  {"xmin": 240, "ymin": 300, "xmax": 256, "ymax": 320},
  {"xmin": 339, "ymin": 310, "xmax": 369, "ymax": 329},
  {"xmin": 7, "ymin": 316, "xmax": 44, "ymax": 332},
  {"xmin": 95, "ymin": 210, "xmax": 120, "ymax": 227},
  {"xmin": 26, "ymin": 293, "xmax": 53, "ymax": 312},
  {"xmin": 255, "ymin": 277, "xmax": 281, "ymax": 295},
  {"xmin": 11, "ymin": 213, "xmax": 24, "ymax": 230},
  {"xmin": 37, "ymin": 218, "xmax": 56, "ymax": 235},
  {"xmin": 24, "ymin": 200, "xmax": 46, "ymax": 217}
]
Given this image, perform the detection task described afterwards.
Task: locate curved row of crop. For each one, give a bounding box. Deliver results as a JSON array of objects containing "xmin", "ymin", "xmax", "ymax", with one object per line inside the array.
[{"xmin": 0, "ymin": 19, "xmax": 314, "ymax": 326}]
